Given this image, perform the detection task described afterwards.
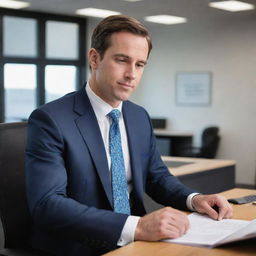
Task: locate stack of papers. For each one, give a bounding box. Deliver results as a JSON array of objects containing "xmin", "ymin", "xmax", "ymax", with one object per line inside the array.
[{"xmin": 164, "ymin": 213, "xmax": 256, "ymax": 248}]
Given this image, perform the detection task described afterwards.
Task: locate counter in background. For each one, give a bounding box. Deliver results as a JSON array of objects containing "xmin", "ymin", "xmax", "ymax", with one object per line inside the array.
[
  {"xmin": 154, "ymin": 129, "xmax": 193, "ymax": 156},
  {"xmin": 144, "ymin": 156, "xmax": 236, "ymax": 213}
]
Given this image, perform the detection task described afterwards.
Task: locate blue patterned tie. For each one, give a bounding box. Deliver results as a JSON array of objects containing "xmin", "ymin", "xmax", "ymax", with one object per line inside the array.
[{"xmin": 108, "ymin": 109, "xmax": 131, "ymax": 215}]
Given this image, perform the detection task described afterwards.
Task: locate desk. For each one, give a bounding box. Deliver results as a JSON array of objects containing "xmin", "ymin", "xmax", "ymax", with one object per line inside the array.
[
  {"xmin": 144, "ymin": 156, "xmax": 236, "ymax": 213},
  {"xmin": 163, "ymin": 156, "xmax": 236, "ymax": 194},
  {"xmin": 154, "ymin": 129, "xmax": 193, "ymax": 156},
  {"xmin": 103, "ymin": 188, "xmax": 256, "ymax": 256}
]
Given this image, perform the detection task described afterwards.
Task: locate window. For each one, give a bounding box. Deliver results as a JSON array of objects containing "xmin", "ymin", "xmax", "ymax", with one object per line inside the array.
[
  {"xmin": 4, "ymin": 64, "xmax": 37, "ymax": 122},
  {"xmin": 46, "ymin": 21, "xmax": 79, "ymax": 60},
  {"xmin": 0, "ymin": 8, "xmax": 86, "ymax": 122},
  {"xmin": 45, "ymin": 65, "xmax": 77, "ymax": 102},
  {"xmin": 3, "ymin": 16, "xmax": 37, "ymax": 57}
]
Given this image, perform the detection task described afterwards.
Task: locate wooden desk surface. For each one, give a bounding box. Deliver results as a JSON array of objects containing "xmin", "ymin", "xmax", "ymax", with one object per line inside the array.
[
  {"xmin": 103, "ymin": 188, "xmax": 256, "ymax": 256},
  {"xmin": 162, "ymin": 156, "xmax": 236, "ymax": 176}
]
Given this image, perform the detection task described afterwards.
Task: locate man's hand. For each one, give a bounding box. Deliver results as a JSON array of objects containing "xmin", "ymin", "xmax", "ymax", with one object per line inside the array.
[
  {"xmin": 192, "ymin": 194, "xmax": 233, "ymax": 220},
  {"xmin": 134, "ymin": 207, "xmax": 189, "ymax": 241}
]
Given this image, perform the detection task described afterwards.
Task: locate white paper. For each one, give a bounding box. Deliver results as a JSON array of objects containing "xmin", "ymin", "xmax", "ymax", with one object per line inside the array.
[{"xmin": 164, "ymin": 213, "xmax": 255, "ymax": 248}]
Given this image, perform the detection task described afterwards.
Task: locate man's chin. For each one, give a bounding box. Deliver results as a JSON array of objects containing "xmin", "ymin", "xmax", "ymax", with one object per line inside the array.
[
  {"xmin": 115, "ymin": 91, "xmax": 133, "ymax": 102},
  {"xmin": 119, "ymin": 94, "xmax": 132, "ymax": 102}
]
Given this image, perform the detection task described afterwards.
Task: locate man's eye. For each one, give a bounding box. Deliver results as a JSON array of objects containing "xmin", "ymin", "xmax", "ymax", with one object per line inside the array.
[
  {"xmin": 117, "ymin": 58, "xmax": 126, "ymax": 62},
  {"xmin": 136, "ymin": 63, "xmax": 145, "ymax": 68}
]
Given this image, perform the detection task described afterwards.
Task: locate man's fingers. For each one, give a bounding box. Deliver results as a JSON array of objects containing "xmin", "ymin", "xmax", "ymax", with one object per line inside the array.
[
  {"xmin": 164, "ymin": 228, "xmax": 184, "ymax": 239},
  {"xmin": 169, "ymin": 214, "xmax": 190, "ymax": 235},
  {"xmin": 165, "ymin": 223, "xmax": 183, "ymax": 238},
  {"xmin": 135, "ymin": 207, "xmax": 190, "ymax": 241},
  {"xmin": 192, "ymin": 194, "xmax": 233, "ymax": 221},
  {"xmin": 203, "ymin": 204, "xmax": 219, "ymax": 220},
  {"xmin": 218, "ymin": 203, "xmax": 233, "ymax": 220}
]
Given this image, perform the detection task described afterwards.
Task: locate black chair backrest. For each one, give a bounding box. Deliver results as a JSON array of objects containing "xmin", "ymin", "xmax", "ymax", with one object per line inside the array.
[
  {"xmin": 0, "ymin": 122, "xmax": 31, "ymax": 249},
  {"xmin": 150, "ymin": 118, "xmax": 167, "ymax": 129},
  {"xmin": 200, "ymin": 126, "xmax": 220, "ymax": 158}
]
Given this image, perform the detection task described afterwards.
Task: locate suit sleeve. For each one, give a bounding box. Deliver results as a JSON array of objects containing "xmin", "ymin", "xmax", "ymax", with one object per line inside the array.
[
  {"xmin": 144, "ymin": 111, "xmax": 197, "ymax": 210},
  {"xmin": 25, "ymin": 108, "xmax": 128, "ymax": 251}
]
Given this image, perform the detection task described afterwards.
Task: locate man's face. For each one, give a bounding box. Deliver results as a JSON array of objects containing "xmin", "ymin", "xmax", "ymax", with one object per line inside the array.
[{"xmin": 89, "ymin": 32, "xmax": 149, "ymax": 107}]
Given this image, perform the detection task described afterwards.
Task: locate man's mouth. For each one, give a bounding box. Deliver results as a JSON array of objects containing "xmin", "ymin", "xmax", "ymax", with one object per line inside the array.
[{"xmin": 118, "ymin": 82, "xmax": 134, "ymax": 88}]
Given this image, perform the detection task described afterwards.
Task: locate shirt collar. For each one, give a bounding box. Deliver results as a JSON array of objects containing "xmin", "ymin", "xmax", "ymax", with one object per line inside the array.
[{"xmin": 86, "ymin": 82, "xmax": 123, "ymax": 119}]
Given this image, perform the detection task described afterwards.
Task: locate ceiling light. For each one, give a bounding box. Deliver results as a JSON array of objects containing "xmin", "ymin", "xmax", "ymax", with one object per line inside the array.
[
  {"xmin": 76, "ymin": 8, "xmax": 121, "ymax": 18},
  {"xmin": 209, "ymin": 1, "xmax": 255, "ymax": 12},
  {"xmin": 123, "ymin": 0, "xmax": 143, "ymax": 2},
  {"xmin": 0, "ymin": 0, "xmax": 30, "ymax": 9},
  {"xmin": 144, "ymin": 15, "xmax": 187, "ymax": 25}
]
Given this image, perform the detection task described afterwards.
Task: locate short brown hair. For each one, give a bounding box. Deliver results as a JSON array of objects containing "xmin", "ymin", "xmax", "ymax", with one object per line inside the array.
[{"xmin": 91, "ymin": 15, "xmax": 152, "ymax": 59}]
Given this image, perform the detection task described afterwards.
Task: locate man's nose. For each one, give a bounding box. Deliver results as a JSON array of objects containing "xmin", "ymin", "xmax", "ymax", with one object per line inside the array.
[{"xmin": 124, "ymin": 65, "xmax": 136, "ymax": 80}]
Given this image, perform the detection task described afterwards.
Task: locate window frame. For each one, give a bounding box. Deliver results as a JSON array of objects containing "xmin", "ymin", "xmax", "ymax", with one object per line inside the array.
[{"xmin": 0, "ymin": 8, "xmax": 87, "ymax": 122}]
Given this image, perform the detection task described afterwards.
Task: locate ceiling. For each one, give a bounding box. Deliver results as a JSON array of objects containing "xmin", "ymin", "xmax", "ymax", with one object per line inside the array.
[{"xmin": 13, "ymin": 0, "xmax": 256, "ymax": 23}]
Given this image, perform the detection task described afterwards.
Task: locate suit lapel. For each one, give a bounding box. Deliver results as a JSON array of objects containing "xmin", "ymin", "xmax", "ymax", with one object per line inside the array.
[
  {"xmin": 73, "ymin": 88, "xmax": 145, "ymax": 210},
  {"xmin": 73, "ymin": 87, "xmax": 113, "ymax": 208},
  {"xmin": 122, "ymin": 103, "xmax": 144, "ymax": 204}
]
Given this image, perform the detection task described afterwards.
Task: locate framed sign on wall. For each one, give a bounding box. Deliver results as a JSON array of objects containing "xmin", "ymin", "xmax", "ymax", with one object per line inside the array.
[{"xmin": 175, "ymin": 72, "xmax": 212, "ymax": 106}]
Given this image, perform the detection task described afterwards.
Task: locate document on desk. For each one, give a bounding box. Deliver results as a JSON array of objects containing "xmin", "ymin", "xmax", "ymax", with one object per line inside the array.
[{"xmin": 164, "ymin": 213, "xmax": 256, "ymax": 248}]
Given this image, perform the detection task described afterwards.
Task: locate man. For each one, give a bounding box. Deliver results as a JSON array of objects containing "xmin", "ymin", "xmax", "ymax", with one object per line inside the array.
[{"xmin": 26, "ymin": 15, "xmax": 232, "ymax": 256}]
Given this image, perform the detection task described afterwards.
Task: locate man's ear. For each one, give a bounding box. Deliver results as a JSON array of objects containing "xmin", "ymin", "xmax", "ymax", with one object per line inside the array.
[{"xmin": 88, "ymin": 48, "xmax": 100, "ymax": 70}]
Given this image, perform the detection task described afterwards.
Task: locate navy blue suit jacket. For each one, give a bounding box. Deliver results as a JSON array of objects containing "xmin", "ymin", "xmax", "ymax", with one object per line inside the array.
[{"xmin": 25, "ymin": 85, "xmax": 195, "ymax": 256}]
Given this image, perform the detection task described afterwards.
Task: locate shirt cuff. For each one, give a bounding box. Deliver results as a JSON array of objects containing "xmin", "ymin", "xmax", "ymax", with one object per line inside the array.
[
  {"xmin": 186, "ymin": 192, "xmax": 200, "ymax": 211},
  {"xmin": 117, "ymin": 215, "xmax": 140, "ymax": 246}
]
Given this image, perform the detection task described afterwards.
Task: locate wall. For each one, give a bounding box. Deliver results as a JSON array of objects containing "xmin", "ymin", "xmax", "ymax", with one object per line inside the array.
[{"xmin": 87, "ymin": 15, "xmax": 256, "ymax": 186}]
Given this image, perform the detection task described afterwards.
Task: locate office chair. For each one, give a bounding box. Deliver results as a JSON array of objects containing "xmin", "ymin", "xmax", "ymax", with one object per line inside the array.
[
  {"xmin": 150, "ymin": 118, "xmax": 167, "ymax": 129},
  {"xmin": 0, "ymin": 122, "xmax": 47, "ymax": 256},
  {"xmin": 179, "ymin": 126, "xmax": 221, "ymax": 159}
]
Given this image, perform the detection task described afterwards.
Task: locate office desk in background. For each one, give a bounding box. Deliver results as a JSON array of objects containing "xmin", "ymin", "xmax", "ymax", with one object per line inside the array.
[
  {"xmin": 104, "ymin": 188, "xmax": 256, "ymax": 256},
  {"xmin": 144, "ymin": 156, "xmax": 236, "ymax": 213},
  {"xmin": 154, "ymin": 129, "xmax": 193, "ymax": 156},
  {"xmin": 163, "ymin": 156, "xmax": 236, "ymax": 194}
]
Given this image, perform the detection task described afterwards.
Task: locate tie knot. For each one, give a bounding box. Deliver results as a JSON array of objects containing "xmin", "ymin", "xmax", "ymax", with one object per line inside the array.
[{"xmin": 108, "ymin": 109, "xmax": 120, "ymax": 124}]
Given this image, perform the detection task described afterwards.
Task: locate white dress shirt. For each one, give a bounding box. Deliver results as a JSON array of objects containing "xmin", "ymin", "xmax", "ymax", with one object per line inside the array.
[
  {"xmin": 86, "ymin": 83, "xmax": 140, "ymax": 245},
  {"xmin": 86, "ymin": 83, "xmax": 197, "ymax": 246}
]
